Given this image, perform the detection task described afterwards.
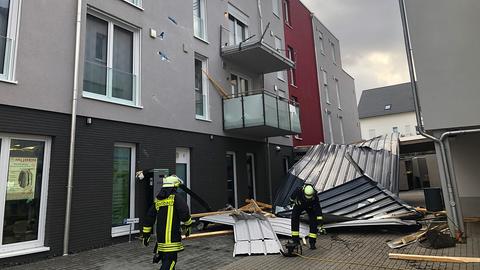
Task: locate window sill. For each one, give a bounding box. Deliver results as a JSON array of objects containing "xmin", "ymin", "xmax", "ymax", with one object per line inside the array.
[
  {"xmin": 0, "ymin": 78, "xmax": 18, "ymax": 85},
  {"xmin": 121, "ymin": 0, "xmax": 144, "ymax": 11},
  {"xmin": 194, "ymin": 36, "xmax": 209, "ymax": 45},
  {"xmin": 82, "ymin": 92, "xmax": 144, "ymax": 109},
  {"xmin": 195, "ymin": 116, "xmax": 211, "ymax": 122},
  {"xmin": 0, "ymin": 246, "xmax": 50, "ymax": 259},
  {"xmin": 112, "ymin": 229, "xmax": 140, "ymax": 238}
]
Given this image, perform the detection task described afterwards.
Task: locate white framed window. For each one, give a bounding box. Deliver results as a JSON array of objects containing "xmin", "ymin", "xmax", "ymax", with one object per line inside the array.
[
  {"xmin": 230, "ymin": 72, "xmax": 250, "ymax": 96},
  {"xmin": 176, "ymin": 148, "xmax": 191, "ymax": 207},
  {"xmin": 335, "ymin": 78, "xmax": 341, "ymax": 109},
  {"xmin": 322, "ymin": 69, "xmax": 330, "ymax": 104},
  {"xmin": 228, "ymin": 13, "xmax": 248, "ymax": 46},
  {"xmin": 385, "ymin": 104, "xmax": 392, "ymax": 110},
  {"xmin": 0, "ymin": 0, "xmax": 21, "ymax": 83},
  {"xmin": 122, "ymin": 0, "xmax": 142, "ymax": 8},
  {"xmin": 226, "ymin": 152, "xmax": 238, "ymax": 208},
  {"xmin": 287, "ymin": 46, "xmax": 296, "ymax": 86},
  {"xmin": 0, "ymin": 133, "xmax": 51, "ymax": 258},
  {"xmin": 318, "ymin": 32, "xmax": 325, "ymax": 54},
  {"xmin": 330, "ymin": 41, "xmax": 337, "ymax": 63},
  {"xmin": 195, "ymin": 53, "xmax": 209, "ymax": 120},
  {"xmin": 111, "ymin": 143, "xmax": 137, "ymax": 237},
  {"xmin": 272, "ymin": 0, "xmax": 279, "ymax": 17},
  {"xmin": 275, "ymin": 36, "xmax": 285, "ymax": 81},
  {"xmin": 193, "ymin": 0, "xmax": 207, "ymax": 40},
  {"xmin": 339, "ymin": 117, "xmax": 345, "ymax": 144},
  {"xmin": 83, "ymin": 10, "xmax": 141, "ymax": 107},
  {"xmin": 283, "ymin": 0, "xmax": 290, "ymax": 25}
]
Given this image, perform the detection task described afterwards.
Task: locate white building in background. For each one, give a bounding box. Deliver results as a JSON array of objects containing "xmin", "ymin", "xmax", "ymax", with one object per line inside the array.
[{"xmin": 358, "ymin": 83, "xmax": 417, "ymax": 140}]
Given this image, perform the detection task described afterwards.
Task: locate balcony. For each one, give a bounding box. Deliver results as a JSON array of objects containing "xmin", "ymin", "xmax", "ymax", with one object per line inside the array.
[
  {"xmin": 220, "ymin": 27, "xmax": 295, "ymax": 74},
  {"xmin": 223, "ymin": 90, "xmax": 301, "ymax": 138}
]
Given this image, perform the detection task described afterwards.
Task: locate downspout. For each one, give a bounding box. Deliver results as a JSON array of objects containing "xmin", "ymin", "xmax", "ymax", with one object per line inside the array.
[
  {"xmin": 64, "ymin": 0, "xmax": 83, "ymax": 256},
  {"xmin": 399, "ymin": 0, "xmax": 480, "ymax": 237},
  {"xmin": 266, "ymin": 137, "xmax": 273, "ymax": 204},
  {"xmin": 257, "ymin": 0, "xmax": 264, "ymax": 38}
]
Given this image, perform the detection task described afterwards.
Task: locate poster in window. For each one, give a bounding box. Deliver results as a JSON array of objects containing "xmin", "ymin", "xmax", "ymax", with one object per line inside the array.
[{"xmin": 7, "ymin": 157, "xmax": 38, "ymax": 201}]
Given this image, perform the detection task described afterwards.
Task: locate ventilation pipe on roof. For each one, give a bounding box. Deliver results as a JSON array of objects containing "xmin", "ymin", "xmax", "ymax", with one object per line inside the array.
[
  {"xmin": 399, "ymin": 0, "xmax": 480, "ymax": 238},
  {"xmin": 64, "ymin": 0, "xmax": 83, "ymax": 256}
]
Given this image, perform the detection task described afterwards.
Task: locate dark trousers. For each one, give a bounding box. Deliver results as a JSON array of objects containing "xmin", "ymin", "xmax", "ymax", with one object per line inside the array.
[
  {"xmin": 159, "ymin": 252, "xmax": 177, "ymax": 270},
  {"xmin": 291, "ymin": 205, "xmax": 318, "ymax": 240}
]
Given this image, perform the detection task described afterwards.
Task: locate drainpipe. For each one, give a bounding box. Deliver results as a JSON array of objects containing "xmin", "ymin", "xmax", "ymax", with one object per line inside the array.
[
  {"xmin": 257, "ymin": 0, "xmax": 264, "ymax": 38},
  {"xmin": 265, "ymin": 138, "xmax": 273, "ymax": 204},
  {"xmin": 64, "ymin": 0, "xmax": 83, "ymax": 256},
  {"xmin": 399, "ymin": 0, "xmax": 480, "ymax": 237}
]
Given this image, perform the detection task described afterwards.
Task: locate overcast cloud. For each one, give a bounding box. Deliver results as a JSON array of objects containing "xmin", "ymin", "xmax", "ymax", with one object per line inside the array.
[{"xmin": 301, "ymin": 0, "xmax": 410, "ymax": 100}]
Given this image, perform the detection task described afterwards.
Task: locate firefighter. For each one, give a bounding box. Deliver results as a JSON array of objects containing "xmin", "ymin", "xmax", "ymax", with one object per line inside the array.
[
  {"xmin": 142, "ymin": 175, "xmax": 192, "ymax": 270},
  {"xmin": 290, "ymin": 184, "xmax": 325, "ymax": 249}
]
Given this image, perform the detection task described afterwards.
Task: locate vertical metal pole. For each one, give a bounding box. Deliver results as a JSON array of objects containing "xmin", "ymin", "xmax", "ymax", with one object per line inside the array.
[
  {"xmin": 266, "ymin": 138, "xmax": 273, "ymax": 204},
  {"xmin": 129, "ymin": 223, "xmax": 132, "ymax": 243}
]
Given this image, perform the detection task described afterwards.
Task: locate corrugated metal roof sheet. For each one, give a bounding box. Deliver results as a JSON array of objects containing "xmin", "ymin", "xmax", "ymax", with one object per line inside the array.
[
  {"xmin": 232, "ymin": 212, "xmax": 283, "ymax": 256},
  {"xmin": 274, "ymin": 134, "xmax": 400, "ymax": 207}
]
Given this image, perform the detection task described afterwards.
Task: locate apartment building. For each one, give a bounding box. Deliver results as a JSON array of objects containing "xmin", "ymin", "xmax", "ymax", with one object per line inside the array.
[
  {"xmin": 403, "ymin": 0, "xmax": 480, "ymax": 226},
  {"xmin": 358, "ymin": 83, "xmax": 417, "ymax": 140},
  {"xmin": 311, "ymin": 17, "xmax": 361, "ymax": 145},
  {"xmin": 0, "ymin": 0, "xmax": 298, "ymax": 262}
]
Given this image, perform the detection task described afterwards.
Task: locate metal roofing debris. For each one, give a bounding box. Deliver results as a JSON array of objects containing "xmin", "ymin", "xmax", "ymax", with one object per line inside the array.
[
  {"xmin": 274, "ymin": 133, "xmax": 400, "ymax": 208},
  {"xmin": 231, "ymin": 212, "xmax": 282, "ymax": 256}
]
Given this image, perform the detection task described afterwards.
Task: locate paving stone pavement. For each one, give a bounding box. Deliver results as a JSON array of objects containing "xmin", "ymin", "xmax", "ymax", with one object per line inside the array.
[{"xmin": 5, "ymin": 222, "xmax": 480, "ymax": 270}]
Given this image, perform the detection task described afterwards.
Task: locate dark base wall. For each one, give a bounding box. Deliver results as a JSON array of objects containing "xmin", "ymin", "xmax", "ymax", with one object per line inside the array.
[{"xmin": 0, "ymin": 105, "xmax": 292, "ymax": 265}]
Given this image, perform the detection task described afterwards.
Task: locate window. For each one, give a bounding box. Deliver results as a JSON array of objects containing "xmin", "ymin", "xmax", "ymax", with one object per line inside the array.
[
  {"xmin": 405, "ymin": 125, "xmax": 412, "ymax": 136},
  {"xmin": 283, "ymin": 0, "xmax": 290, "ymax": 25},
  {"xmin": 83, "ymin": 12, "xmax": 140, "ymax": 106},
  {"xmin": 335, "ymin": 78, "xmax": 341, "ymax": 109},
  {"xmin": 228, "ymin": 14, "xmax": 248, "ymax": 46},
  {"xmin": 275, "ymin": 36, "xmax": 285, "ymax": 81},
  {"xmin": 384, "ymin": 104, "xmax": 392, "ymax": 110},
  {"xmin": 246, "ymin": 153, "xmax": 256, "ymax": 200},
  {"xmin": 193, "ymin": 0, "xmax": 206, "ymax": 40},
  {"xmin": 330, "ymin": 41, "xmax": 337, "ymax": 63},
  {"xmin": 283, "ymin": 156, "xmax": 290, "ymax": 175},
  {"xmin": 322, "ymin": 69, "xmax": 330, "ymax": 104},
  {"xmin": 327, "ymin": 112, "xmax": 334, "ymax": 144},
  {"xmin": 123, "ymin": 0, "xmax": 142, "ymax": 7},
  {"xmin": 318, "ymin": 32, "xmax": 325, "ymax": 54},
  {"xmin": 369, "ymin": 129, "xmax": 376, "ymax": 138},
  {"xmin": 0, "ymin": 134, "xmax": 51, "ymax": 256},
  {"xmin": 339, "ymin": 117, "xmax": 345, "ymax": 144},
  {"xmin": 112, "ymin": 143, "xmax": 136, "ymax": 237},
  {"xmin": 0, "ymin": 0, "xmax": 20, "ymax": 82},
  {"xmin": 230, "ymin": 73, "xmax": 249, "ymax": 96},
  {"xmin": 176, "ymin": 148, "xmax": 190, "ymax": 206},
  {"xmin": 195, "ymin": 54, "xmax": 209, "ymax": 120},
  {"xmin": 393, "ymin": 127, "xmax": 399, "ymax": 133},
  {"xmin": 272, "ymin": 0, "xmax": 279, "ymax": 17},
  {"xmin": 287, "ymin": 46, "xmax": 296, "ymax": 86}
]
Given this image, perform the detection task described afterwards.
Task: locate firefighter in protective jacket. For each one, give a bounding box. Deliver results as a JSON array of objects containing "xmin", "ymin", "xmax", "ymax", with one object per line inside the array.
[
  {"xmin": 142, "ymin": 175, "xmax": 192, "ymax": 270},
  {"xmin": 290, "ymin": 184, "xmax": 325, "ymax": 249}
]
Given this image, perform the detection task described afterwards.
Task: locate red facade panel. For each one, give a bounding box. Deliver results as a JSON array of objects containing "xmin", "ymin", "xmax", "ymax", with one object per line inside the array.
[{"xmin": 283, "ymin": 0, "xmax": 324, "ymax": 146}]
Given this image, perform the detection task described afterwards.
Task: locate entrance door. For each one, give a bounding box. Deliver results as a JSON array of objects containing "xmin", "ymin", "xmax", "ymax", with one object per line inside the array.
[
  {"xmin": 176, "ymin": 148, "xmax": 190, "ymax": 207},
  {"xmin": 111, "ymin": 143, "xmax": 136, "ymax": 237},
  {"xmin": 226, "ymin": 152, "xmax": 237, "ymax": 208},
  {"xmin": 246, "ymin": 153, "xmax": 256, "ymax": 200}
]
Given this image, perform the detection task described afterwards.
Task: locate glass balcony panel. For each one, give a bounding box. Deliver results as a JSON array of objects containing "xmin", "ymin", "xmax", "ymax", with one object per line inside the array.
[
  {"xmin": 194, "ymin": 15, "xmax": 205, "ymax": 40},
  {"xmin": 290, "ymin": 104, "xmax": 301, "ymax": 133},
  {"xmin": 264, "ymin": 94, "xmax": 278, "ymax": 128},
  {"xmin": 224, "ymin": 97, "xmax": 243, "ymax": 129},
  {"xmin": 112, "ymin": 68, "xmax": 135, "ymax": 101},
  {"xmin": 243, "ymin": 94, "xmax": 264, "ymax": 127},
  {"xmin": 84, "ymin": 61, "xmax": 107, "ymax": 95},
  {"xmin": 278, "ymin": 98, "xmax": 291, "ymax": 131}
]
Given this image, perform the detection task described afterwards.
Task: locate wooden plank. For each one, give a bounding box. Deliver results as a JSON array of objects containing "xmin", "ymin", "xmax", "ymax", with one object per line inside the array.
[
  {"xmin": 182, "ymin": 230, "xmax": 233, "ymax": 240},
  {"xmin": 245, "ymin": 199, "xmax": 272, "ymax": 209},
  {"xmin": 389, "ymin": 253, "xmax": 480, "ymax": 263},
  {"xmin": 202, "ymin": 69, "xmax": 229, "ymax": 98},
  {"xmin": 191, "ymin": 210, "xmax": 234, "ymax": 219}
]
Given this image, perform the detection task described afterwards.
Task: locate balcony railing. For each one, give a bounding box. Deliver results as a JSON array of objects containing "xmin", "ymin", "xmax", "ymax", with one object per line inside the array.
[{"xmin": 223, "ymin": 90, "xmax": 301, "ymax": 137}]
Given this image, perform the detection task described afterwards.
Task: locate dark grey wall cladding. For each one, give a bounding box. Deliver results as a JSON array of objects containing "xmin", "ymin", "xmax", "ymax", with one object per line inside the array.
[{"xmin": 0, "ymin": 105, "xmax": 291, "ymax": 265}]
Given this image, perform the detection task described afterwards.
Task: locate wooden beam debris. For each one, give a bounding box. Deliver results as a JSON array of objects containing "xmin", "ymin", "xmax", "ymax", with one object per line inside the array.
[
  {"xmin": 182, "ymin": 230, "xmax": 233, "ymax": 240},
  {"xmin": 389, "ymin": 253, "xmax": 480, "ymax": 263}
]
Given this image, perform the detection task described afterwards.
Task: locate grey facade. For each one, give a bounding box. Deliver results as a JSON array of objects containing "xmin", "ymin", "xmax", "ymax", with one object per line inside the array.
[
  {"xmin": 311, "ymin": 17, "xmax": 361, "ymax": 144},
  {"xmin": 404, "ymin": 0, "xmax": 480, "ymax": 218},
  {"xmin": 0, "ymin": 0, "xmax": 298, "ymax": 263}
]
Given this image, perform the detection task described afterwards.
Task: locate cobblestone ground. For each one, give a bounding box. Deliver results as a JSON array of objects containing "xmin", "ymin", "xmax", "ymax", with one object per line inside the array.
[{"xmin": 5, "ymin": 222, "xmax": 480, "ymax": 270}]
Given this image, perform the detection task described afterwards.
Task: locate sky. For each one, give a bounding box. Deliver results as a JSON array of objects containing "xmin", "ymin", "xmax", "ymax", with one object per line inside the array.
[{"xmin": 301, "ymin": 0, "xmax": 410, "ymax": 101}]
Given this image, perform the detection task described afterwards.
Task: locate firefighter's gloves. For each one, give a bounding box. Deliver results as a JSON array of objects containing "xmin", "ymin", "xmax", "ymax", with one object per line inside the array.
[
  {"xmin": 142, "ymin": 226, "xmax": 152, "ymax": 247},
  {"xmin": 181, "ymin": 224, "xmax": 191, "ymax": 237},
  {"xmin": 319, "ymin": 225, "xmax": 327, "ymax": 235},
  {"xmin": 289, "ymin": 198, "xmax": 300, "ymax": 206}
]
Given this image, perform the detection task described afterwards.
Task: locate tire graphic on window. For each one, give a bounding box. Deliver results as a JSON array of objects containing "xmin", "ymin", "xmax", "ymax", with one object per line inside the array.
[{"xmin": 18, "ymin": 169, "xmax": 33, "ymax": 189}]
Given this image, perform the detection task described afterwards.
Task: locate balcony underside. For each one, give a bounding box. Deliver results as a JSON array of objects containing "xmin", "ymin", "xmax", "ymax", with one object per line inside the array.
[
  {"xmin": 221, "ymin": 41, "xmax": 295, "ymax": 74},
  {"xmin": 225, "ymin": 125, "xmax": 297, "ymax": 138}
]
